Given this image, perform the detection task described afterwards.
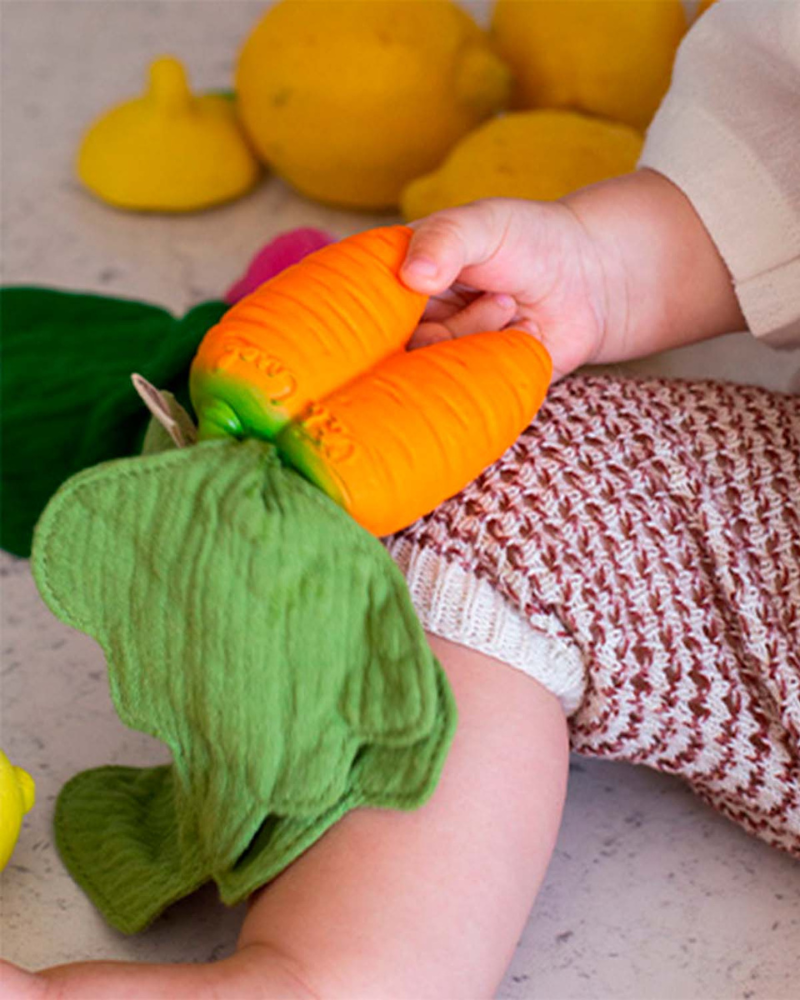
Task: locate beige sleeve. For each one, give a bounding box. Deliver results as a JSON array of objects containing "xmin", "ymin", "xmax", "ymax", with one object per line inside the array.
[{"xmin": 639, "ymin": 0, "xmax": 800, "ymax": 349}]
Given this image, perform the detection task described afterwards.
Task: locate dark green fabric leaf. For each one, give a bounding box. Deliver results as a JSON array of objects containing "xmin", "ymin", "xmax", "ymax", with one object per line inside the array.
[{"xmin": 0, "ymin": 287, "xmax": 226, "ymax": 556}]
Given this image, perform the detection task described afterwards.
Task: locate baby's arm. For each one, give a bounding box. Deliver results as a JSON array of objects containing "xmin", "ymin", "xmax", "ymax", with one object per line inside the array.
[
  {"xmin": 563, "ymin": 169, "xmax": 747, "ymax": 363},
  {"xmin": 402, "ymin": 0, "xmax": 800, "ymax": 374},
  {"xmin": 637, "ymin": 0, "xmax": 800, "ymax": 350}
]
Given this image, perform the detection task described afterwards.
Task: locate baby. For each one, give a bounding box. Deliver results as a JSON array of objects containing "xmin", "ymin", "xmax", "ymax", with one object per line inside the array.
[{"xmin": 3, "ymin": 2, "xmax": 799, "ymax": 997}]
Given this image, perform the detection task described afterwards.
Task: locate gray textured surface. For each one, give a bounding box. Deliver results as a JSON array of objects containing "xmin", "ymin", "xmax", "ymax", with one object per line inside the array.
[{"xmin": 1, "ymin": 2, "xmax": 799, "ymax": 997}]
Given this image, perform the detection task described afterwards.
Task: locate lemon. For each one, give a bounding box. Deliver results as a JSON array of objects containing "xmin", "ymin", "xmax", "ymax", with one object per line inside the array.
[
  {"xmin": 491, "ymin": 0, "xmax": 687, "ymax": 130},
  {"xmin": 0, "ymin": 750, "xmax": 35, "ymax": 871},
  {"xmin": 78, "ymin": 57, "xmax": 261, "ymax": 212},
  {"xmin": 401, "ymin": 110, "xmax": 643, "ymax": 220},
  {"xmin": 236, "ymin": 0, "xmax": 511, "ymax": 210}
]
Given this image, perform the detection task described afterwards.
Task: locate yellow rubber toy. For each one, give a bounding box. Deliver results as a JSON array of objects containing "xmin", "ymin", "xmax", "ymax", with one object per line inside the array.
[
  {"xmin": 491, "ymin": 0, "xmax": 687, "ymax": 131},
  {"xmin": 402, "ymin": 110, "xmax": 643, "ymax": 220},
  {"xmin": 77, "ymin": 56, "xmax": 261, "ymax": 212},
  {"xmin": 236, "ymin": 0, "xmax": 510, "ymax": 210},
  {"xmin": 0, "ymin": 750, "xmax": 35, "ymax": 871}
]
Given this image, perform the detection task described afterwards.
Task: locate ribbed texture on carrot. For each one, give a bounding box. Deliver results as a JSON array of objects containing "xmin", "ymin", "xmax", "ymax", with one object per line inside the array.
[
  {"xmin": 190, "ymin": 226, "xmax": 427, "ymax": 436},
  {"xmin": 276, "ymin": 330, "xmax": 552, "ymax": 536}
]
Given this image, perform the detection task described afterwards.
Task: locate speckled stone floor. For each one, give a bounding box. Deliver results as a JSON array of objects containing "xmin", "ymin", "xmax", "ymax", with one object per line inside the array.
[{"xmin": 1, "ymin": 3, "xmax": 798, "ymax": 998}]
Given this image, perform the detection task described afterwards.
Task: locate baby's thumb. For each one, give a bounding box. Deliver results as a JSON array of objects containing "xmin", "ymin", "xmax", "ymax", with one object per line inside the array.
[{"xmin": 400, "ymin": 206, "xmax": 502, "ymax": 294}]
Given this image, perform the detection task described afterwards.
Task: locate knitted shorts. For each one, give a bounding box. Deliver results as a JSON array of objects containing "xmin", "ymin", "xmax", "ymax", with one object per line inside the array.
[{"xmin": 386, "ymin": 376, "xmax": 800, "ymax": 857}]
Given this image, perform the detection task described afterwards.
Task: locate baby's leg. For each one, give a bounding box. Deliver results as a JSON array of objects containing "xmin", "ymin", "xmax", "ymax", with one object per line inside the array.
[
  {"xmin": 6, "ymin": 635, "xmax": 569, "ymax": 999},
  {"xmin": 237, "ymin": 635, "xmax": 569, "ymax": 998}
]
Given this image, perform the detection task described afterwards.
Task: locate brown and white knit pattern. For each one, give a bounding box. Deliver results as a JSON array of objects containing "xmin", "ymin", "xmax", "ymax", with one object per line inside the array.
[{"xmin": 386, "ymin": 376, "xmax": 800, "ymax": 857}]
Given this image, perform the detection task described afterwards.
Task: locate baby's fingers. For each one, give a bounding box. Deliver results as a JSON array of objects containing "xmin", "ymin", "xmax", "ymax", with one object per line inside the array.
[
  {"xmin": 409, "ymin": 292, "xmax": 517, "ymax": 350},
  {"xmin": 400, "ymin": 202, "xmax": 510, "ymax": 295}
]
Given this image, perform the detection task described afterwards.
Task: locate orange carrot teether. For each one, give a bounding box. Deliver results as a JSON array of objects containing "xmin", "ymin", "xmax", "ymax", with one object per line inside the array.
[
  {"xmin": 189, "ymin": 225, "xmax": 552, "ymax": 535},
  {"xmin": 190, "ymin": 227, "xmax": 427, "ymax": 440}
]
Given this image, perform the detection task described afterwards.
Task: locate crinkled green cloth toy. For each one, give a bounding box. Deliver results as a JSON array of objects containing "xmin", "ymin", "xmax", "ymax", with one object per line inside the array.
[
  {"xmin": 0, "ymin": 287, "xmax": 226, "ymax": 557},
  {"xmin": 32, "ymin": 437, "xmax": 456, "ymax": 934}
]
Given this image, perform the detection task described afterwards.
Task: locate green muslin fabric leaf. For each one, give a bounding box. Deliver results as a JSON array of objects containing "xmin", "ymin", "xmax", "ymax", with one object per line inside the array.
[
  {"xmin": 0, "ymin": 287, "xmax": 226, "ymax": 556},
  {"xmin": 31, "ymin": 439, "xmax": 456, "ymax": 934}
]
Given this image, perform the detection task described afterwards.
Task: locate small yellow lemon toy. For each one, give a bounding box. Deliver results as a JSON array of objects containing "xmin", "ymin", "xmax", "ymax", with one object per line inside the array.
[
  {"xmin": 236, "ymin": 0, "xmax": 511, "ymax": 210},
  {"xmin": 0, "ymin": 750, "xmax": 35, "ymax": 871},
  {"xmin": 491, "ymin": 0, "xmax": 687, "ymax": 131},
  {"xmin": 77, "ymin": 56, "xmax": 261, "ymax": 212},
  {"xmin": 401, "ymin": 110, "xmax": 643, "ymax": 221}
]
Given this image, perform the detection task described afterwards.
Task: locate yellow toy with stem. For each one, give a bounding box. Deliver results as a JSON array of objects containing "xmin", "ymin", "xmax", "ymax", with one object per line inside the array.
[{"xmin": 0, "ymin": 750, "xmax": 35, "ymax": 871}]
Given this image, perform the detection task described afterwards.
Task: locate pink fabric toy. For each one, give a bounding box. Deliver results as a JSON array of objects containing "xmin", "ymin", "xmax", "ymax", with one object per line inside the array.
[{"xmin": 224, "ymin": 227, "xmax": 337, "ymax": 304}]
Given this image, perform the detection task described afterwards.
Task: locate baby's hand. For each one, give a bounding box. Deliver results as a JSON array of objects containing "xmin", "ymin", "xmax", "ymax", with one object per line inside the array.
[
  {"xmin": 400, "ymin": 197, "xmax": 608, "ymax": 382},
  {"xmin": 400, "ymin": 170, "xmax": 745, "ymax": 381}
]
